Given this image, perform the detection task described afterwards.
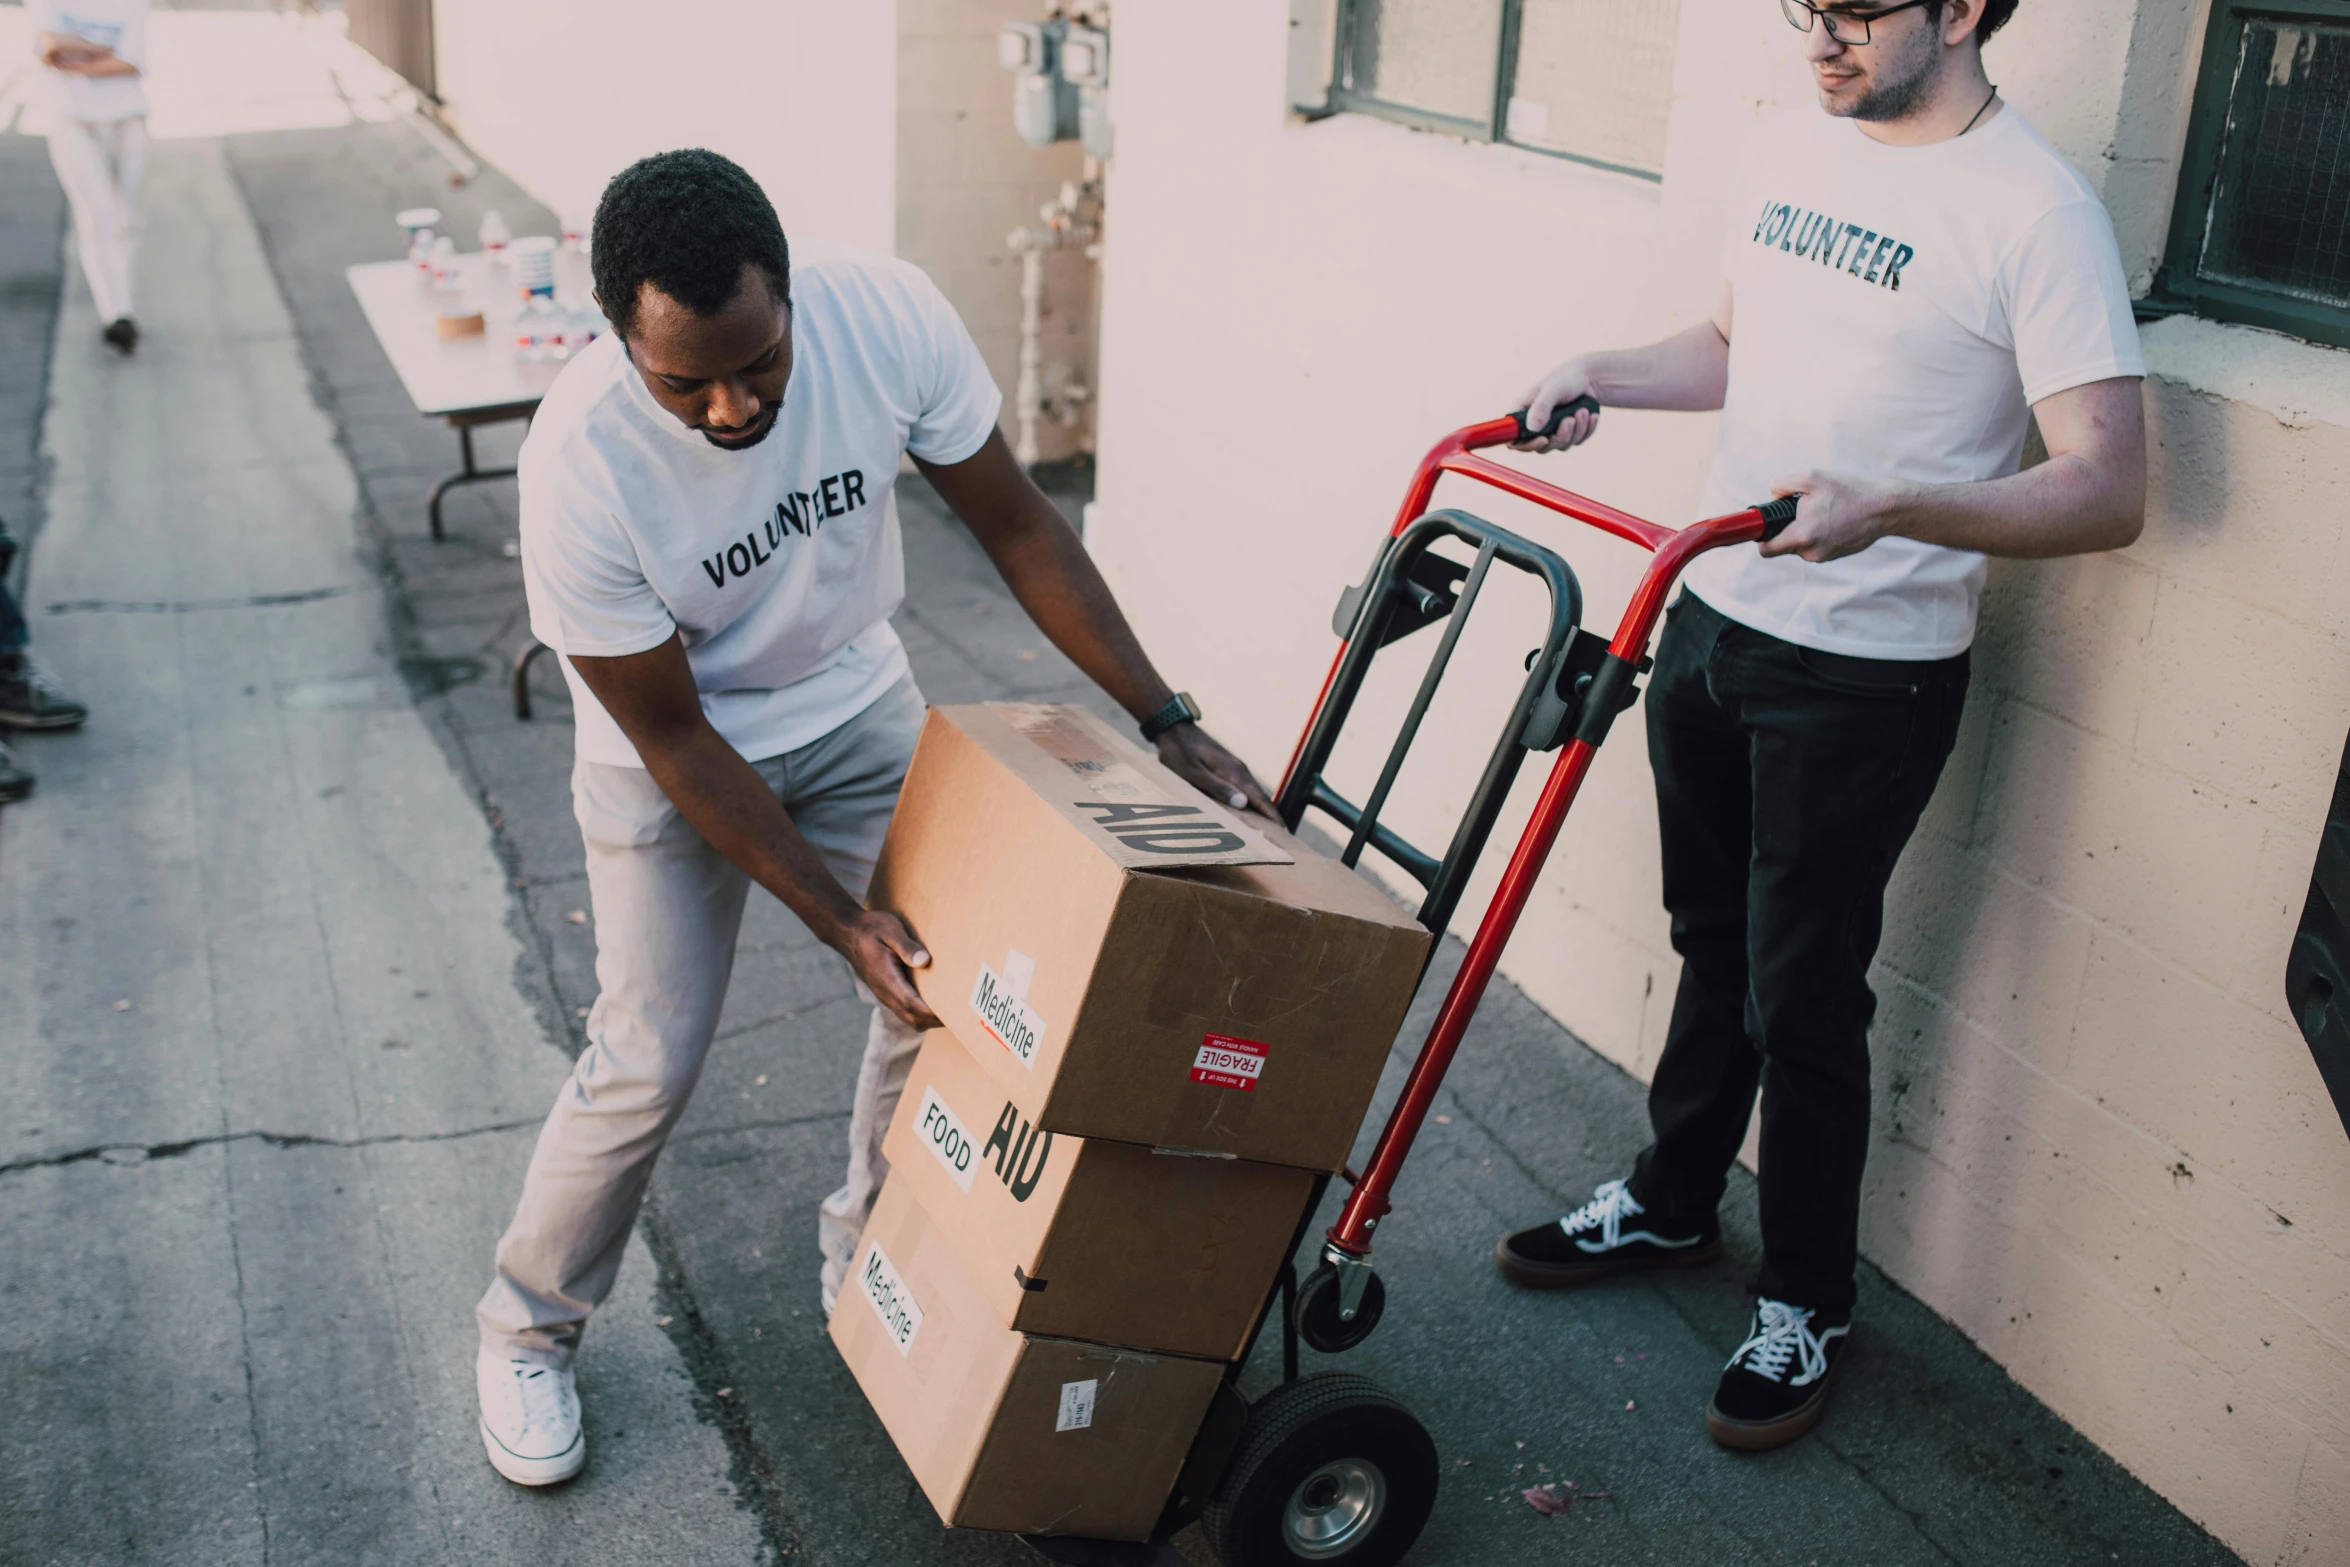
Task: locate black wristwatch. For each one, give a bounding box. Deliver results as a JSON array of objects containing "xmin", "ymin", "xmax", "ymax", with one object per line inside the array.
[{"xmin": 1138, "ymin": 691, "xmax": 1201, "ymax": 744}]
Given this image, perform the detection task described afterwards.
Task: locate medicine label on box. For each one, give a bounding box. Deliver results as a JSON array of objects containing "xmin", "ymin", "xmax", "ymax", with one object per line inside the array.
[
  {"xmin": 970, "ymin": 950, "xmax": 1047, "ymax": 1068},
  {"xmin": 1190, "ymin": 1034, "xmax": 1268, "ymax": 1092},
  {"xmin": 859, "ymin": 1240, "xmax": 924, "ymax": 1356},
  {"xmin": 915, "ymin": 1087, "xmax": 979, "ymax": 1193},
  {"xmin": 1056, "ymin": 1378, "xmax": 1099, "ymax": 1432}
]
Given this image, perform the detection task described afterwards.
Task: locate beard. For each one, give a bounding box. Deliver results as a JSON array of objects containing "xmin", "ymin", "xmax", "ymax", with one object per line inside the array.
[
  {"xmin": 1828, "ymin": 25, "xmax": 1942, "ymax": 122},
  {"xmin": 699, "ymin": 400, "xmax": 781, "ymax": 451}
]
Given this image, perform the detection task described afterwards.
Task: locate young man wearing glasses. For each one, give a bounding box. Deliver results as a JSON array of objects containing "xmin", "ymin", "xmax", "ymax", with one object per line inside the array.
[{"xmin": 1497, "ymin": 0, "xmax": 2145, "ymax": 1450}]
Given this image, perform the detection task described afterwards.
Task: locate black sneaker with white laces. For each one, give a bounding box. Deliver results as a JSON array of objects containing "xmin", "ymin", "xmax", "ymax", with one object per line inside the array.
[
  {"xmin": 1706, "ymin": 1297, "xmax": 1851, "ymax": 1450},
  {"xmin": 1494, "ymin": 1177, "xmax": 1722, "ymax": 1288},
  {"xmin": 0, "ymin": 655, "xmax": 88, "ymax": 731},
  {"xmin": 0, "ymin": 739, "xmax": 32, "ymax": 804}
]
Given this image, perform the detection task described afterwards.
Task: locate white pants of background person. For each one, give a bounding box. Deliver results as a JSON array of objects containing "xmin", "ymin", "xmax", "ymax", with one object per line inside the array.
[
  {"xmin": 47, "ymin": 114, "xmax": 144, "ymax": 325},
  {"xmin": 477, "ymin": 676, "xmax": 927, "ymax": 1365}
]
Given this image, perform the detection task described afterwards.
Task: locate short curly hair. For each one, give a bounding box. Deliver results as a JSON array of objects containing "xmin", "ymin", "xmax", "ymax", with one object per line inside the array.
[{"xmin": 591, "ymin": 149, "xmax": 790, "ymax": 341}]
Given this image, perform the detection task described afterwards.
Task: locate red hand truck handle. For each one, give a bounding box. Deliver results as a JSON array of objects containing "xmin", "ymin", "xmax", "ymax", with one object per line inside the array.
[{"xmin": 1280, "ymin": 416, "xmax": 1795, "ymax": 1260}]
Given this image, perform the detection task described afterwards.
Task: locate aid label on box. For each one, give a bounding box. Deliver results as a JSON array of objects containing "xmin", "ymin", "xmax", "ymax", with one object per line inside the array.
[
  {"xmin": 970, "ymin": 949, "xmax": 1046, "ymax": 1069},
  {"xmin": 914, "ymin": 1086, "xmax": 978, "ymax": 1193},
  {"xmin": 1190, "ymin": 1034, "xmax": 1267, "ymax": 1091},
  {"xmin": 1056, "ymin": 1378, "xmax": 1099, "ymax": 1433},
  {"xmin": 859, "ymin": 1241, "xmax": 924, "ymax": 1357}
]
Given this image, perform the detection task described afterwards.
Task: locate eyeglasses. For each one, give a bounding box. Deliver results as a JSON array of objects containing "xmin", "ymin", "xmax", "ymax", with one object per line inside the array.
[{"xmin": 1780, "ymin": 0, "xmax": 1934, "ymax": 45}]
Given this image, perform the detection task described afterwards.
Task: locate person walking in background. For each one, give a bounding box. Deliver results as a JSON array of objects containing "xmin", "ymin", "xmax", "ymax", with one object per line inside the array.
[
  {"xmin": 0, "ymin": 522, "xmax": 90, "ymax": 803},
  {"xmin": 1493, "ymin": 0, "xmax": 2146, "ymax": 1452},
  {"xmin": 32, "ymin": 0, "xmax": 151, "ymax": 354}
]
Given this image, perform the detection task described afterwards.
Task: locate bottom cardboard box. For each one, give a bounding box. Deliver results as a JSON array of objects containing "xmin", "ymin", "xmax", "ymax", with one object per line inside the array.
[{"xmin": 831, "ymin": 1178, "xmax": 1226, "ymax": 1540}]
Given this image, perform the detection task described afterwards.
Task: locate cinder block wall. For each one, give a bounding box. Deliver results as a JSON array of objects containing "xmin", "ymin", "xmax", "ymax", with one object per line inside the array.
[
  {"xmin": 896, "ymin": 0, "xmax": 1097, "ymax": 464},
  {"xmin": 1087, "ymin": 1, "xmax": 2350, "ymax": 1559}
]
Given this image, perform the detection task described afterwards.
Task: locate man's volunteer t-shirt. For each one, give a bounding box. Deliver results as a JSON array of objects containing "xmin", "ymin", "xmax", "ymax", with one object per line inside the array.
[
  {"xmin": 519, "ymin": 254, "xmax": 1000, "ymax": 768},
  {"xmin": 32, "ymin": 0, "xmax": 150, "ymax": 122},
  {"xmin": 1681, "ymin": 106, "xmax": 2143, "ymax": 659}
]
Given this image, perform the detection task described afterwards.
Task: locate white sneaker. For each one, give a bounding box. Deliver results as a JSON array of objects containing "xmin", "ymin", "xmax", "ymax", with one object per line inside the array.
[{"xmin": 477, "ymin": 1349, "xmax": 586, "ymax": 1486}]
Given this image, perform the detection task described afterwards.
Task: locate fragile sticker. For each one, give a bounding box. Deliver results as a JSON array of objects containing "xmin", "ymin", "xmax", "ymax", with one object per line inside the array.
[
  {"xmin": 914, "ymin": 1086, "xmax": 978, "ymax": 1193},
  {"xmin": 1056, "ymin": 1378, "xmax": 1099, "ymax": 1433},
  {"xmin": 1189, "ymin": 1034, "xmax": 1268, "ymax": 1091},
  {"xmin": 970, "ymin": 953, "xmax": 1046, "ymax": 1069},
  {"xmin": 858, "ymin": 1241, "xmax": 923, "ymax": 1357}
]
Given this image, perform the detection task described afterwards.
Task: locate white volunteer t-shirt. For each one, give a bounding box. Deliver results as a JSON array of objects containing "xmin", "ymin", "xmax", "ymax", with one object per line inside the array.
[
  {"xmin": 519, "ymin": 253, "xmax": 1001, "ymax": 767},
  {"xmin": 1681, "ymin": 106, "xmax": 2144, "ymax": 659},
  {"xmin": 31, "ymin": 0, "xmax": 149, "ymax": 122}
]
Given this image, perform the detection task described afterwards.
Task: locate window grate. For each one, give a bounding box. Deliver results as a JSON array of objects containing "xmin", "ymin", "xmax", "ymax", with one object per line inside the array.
[
  {"xmin": 1331, "ymin": 0, "xmax": 1682, "ymax": 180},
  {"xmin": 2199, "ymin": 18, "xmax": 2350, "ymax": 309},
  {"xmin": 1506, "ymin": 0, "xmax": 1682, "ymax": 177}
]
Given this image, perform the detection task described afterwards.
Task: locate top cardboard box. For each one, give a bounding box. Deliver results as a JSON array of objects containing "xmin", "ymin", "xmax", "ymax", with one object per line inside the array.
[{"xmin": 871, "ymin": 704, "xmax": 1432, "ymax": 1171}]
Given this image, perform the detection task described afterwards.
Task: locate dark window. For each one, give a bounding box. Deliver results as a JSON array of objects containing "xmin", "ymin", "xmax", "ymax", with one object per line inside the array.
[
  {"xmin": 2158, "ymin": 2, "xmax": 2350, "ymax": 349},
  {"xmin": 1330, "ymin": 0, "xmax": 1682, "ymax": 181}
]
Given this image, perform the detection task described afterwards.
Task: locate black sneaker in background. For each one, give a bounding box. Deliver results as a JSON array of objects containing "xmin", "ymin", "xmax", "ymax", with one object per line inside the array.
[
  {"xmin": 0, "ymin": 740, "xmax": 33, "ymax": 804},
  {"xmin": 103, "ymin": 317, "xmax": 138, "ymax": 355},
  {"xmin": 1494, "ymin": 1177, "xmax": 1721, "ymax": 1288},
  {"xmin": 0, "ymin": 656, "xmax": 88, "ymax": 730},
  {"xmin": 1706, "ymin": 1297, "xmax": 1851, "ymax": 1451}
]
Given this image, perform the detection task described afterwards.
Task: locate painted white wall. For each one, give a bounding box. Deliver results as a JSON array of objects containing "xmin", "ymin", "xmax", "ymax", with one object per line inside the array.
[
  {"xmin": 1086, "ymin": 2, "xmax": 2350, "ymax": 1560},
  {"xmin": 431, "ymin": 0, "xmax": 896, "ymax": 255}
]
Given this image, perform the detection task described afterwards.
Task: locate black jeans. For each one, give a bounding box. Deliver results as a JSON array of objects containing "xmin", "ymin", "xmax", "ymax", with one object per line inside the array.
[{"xmin": 1627, "ymin": 592, "xmax": 1967, "ymax": 1314}]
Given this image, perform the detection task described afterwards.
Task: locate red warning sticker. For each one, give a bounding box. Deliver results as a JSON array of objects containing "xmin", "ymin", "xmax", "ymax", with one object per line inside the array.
[{"xmin": 1189, "ymin": 1034, "xmax": 1268, "ymax": 1091}]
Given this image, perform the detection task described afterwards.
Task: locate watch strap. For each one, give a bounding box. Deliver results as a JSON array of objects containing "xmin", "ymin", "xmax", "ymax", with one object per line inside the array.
[{"xmin": 1138, "ymin": 691, "xmax": 1200, "ymax": 743}]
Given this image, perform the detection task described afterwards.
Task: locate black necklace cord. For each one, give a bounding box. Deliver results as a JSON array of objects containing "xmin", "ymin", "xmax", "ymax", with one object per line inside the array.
[{"xmin": 1960, "ymin": 83, "xmax": 1999, "ymax": 136}]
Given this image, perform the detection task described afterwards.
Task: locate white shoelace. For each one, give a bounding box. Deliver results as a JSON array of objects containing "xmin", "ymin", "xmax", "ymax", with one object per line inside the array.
[
  {"xmin": 1727, "ymin": 1299, "xmax": 1842, "ymax": 1387},
  {"xmin": 506, "ymin": 1363, "xmax": 572, "ymax": 1437},
  {"xmin": 1559, "ymin": 1178, "xmax": 1644, "ymax": 1247}
]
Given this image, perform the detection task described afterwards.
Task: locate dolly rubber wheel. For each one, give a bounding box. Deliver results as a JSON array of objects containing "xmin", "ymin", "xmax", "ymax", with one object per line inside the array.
[
  {"xmin": 1293, "ymin": 1263, "xmax": 1385, "ymax": 1353},
  {"xmin": 1202, "ymin": 1374, "xmax": 1437, "ymax": 1567}
]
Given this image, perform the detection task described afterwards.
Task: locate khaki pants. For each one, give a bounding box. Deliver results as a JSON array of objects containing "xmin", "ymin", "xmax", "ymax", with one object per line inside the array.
[
  {"xmin": 478, "ymin": 677, "xmax": 927, "ymax": 1366},
  {"xmin": 48, "ymin": 115, "xmax": 145, "ymax": 325}
]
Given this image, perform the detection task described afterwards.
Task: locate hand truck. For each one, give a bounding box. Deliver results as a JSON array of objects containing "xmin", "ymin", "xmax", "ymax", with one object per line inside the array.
[{"xmin": 1023, "ymin": 403, "xmax": 1797, "ymax": 1567}]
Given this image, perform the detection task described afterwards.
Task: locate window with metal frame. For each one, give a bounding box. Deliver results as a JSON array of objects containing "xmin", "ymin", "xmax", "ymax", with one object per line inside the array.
[
  {"xmin": 2155, "ymin": 0, "xmax": 2350, "ymax": 350},
  {"xmin": 1329, "ymin": 0, "xmax": 1683, "ymax": 181}
]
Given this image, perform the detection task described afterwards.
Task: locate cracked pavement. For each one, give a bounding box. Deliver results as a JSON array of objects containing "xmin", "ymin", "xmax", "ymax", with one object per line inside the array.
[{"xmin": 0, "ymin": 92, "xmax": 2239, "ymax": 1567}]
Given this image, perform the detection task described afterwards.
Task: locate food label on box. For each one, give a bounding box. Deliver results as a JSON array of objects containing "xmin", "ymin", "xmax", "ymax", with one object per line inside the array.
[
  {"xmin": 970, "ymin": 951, "xmax": 1046, "ymax": 1069},
  {"xmin": 858, "ymin": 1241, "xmax": 924, "ymax": 1357},
  {"xmin": 1190, "ymin": 1033, "xmax": 1268, "ymax": 1091},
  {"xmin": 1055, "ymin": 1378, "xmax": 1099, "ymax": 1433},
  {"xmin": 914, "ymin": 1086, "xmax": 978, "ymax": 1193}
]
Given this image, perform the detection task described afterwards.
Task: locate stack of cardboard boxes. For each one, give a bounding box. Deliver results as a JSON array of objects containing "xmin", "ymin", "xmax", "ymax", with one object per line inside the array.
[{"xmin": 829, "ymin": 704, "xmax": 1433, "ymax": 1541}]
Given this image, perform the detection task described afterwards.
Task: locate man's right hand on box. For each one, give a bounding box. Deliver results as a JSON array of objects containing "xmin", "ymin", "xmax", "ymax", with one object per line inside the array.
[{"xmin": 840, "ymin": 909, "xmax": 942, "ymax": 1030}]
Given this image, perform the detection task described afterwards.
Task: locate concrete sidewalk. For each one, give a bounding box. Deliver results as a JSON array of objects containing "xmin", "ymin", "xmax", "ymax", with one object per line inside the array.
[{"xmin": 0, "ymin": 136, "xmax": 760, "ymax": 1563}]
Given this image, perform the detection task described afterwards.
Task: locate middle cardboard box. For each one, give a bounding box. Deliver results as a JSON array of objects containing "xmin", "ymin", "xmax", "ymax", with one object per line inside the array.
[
  {"xmin": 883, "ymin": 1028, "xmax": 1317, "ymax": 1360},
  {"xmin": 870, "ymin": 703, "xmax": 1433, "ymax": 1172}
]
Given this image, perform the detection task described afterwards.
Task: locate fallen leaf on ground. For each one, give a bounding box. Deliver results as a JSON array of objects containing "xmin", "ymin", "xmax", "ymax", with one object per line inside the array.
[
  {"xmin": 1522, "ymin": 1482, "xmax": 1614, "ymax": 1518},
  {"xmin": 1434, "ymin": 1114, "xmax": 1452, "ymax": 1124},
  {"xmin": 1626, "ymin": 1400, "xmax": 1637, "ymax": 1411},
  {"xmin": 755, "ymin": 1074, "xmax": 768, "ymax": 1086},
  {"xmin": 655, "ymin": 1315, "xmax": 673, "ymax": 1326},
  {"xmin": 566, "ymin": 909, "xmax": 588, "ymax": 925},
  {"xmin": 716, "ymin": 1387, "xmax": 733, "ymax": 1398},
  {"xmin": 1455, "ymin": 1459, "xmax": 1473, "ymax": 1467},
  {"xmin": 113, "ymin": 999, "xmax": 131, "ymax": 1011}
]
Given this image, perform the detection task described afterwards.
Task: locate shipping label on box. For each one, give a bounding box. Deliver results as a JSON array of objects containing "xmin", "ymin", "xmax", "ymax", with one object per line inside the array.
[
  {"xmin": 830, "ymin": 1180, "xmax": 1223, "ymax": 1541},
  {"xmin": 883, "ymin": 1031, "xmax": 1313, "ymax": 1359},
  {"xmin": 994, "ymin": 704, "xmax": 1291, "ymax": 869},
  {"xmin": 871, "ymin": 705, "xmax": 1433, "ymax": 1170}
]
